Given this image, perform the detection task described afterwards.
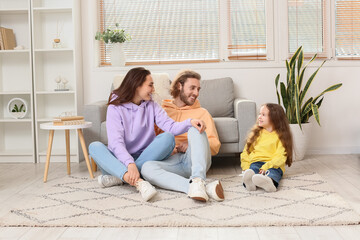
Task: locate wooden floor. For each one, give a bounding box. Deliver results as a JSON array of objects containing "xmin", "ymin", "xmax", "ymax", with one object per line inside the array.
[{"xmin": 0, "ymin": 154, "xmax": 359, "ymax": 239}]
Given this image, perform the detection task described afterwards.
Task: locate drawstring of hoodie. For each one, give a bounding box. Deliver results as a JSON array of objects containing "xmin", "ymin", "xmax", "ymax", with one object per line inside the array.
[{"xmin": 130, "ymin": 101, "xmax": 148, "ymax": 134}]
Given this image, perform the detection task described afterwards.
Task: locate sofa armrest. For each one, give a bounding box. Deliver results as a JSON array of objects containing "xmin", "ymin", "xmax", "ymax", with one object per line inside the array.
[
  {"xmin": 234, "ymin": 99, "xmax": 256, "ymax": 151},
  {"xmin": 83, "ymin": 100, "xmax": 108, "ymax": 149}
]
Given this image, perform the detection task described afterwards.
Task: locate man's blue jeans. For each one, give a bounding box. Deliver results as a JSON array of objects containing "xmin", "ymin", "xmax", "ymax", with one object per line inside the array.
[
  {"xmin": 249, "ymin": 161, "xmax": 283, "ymax": 187},
  {"xmin": 141, "ymin": 127, "xmax": 211, "ymax": 194},
  {"xmin": 88, "ymin": 132, "xmax": 175, "ymax": 182}
]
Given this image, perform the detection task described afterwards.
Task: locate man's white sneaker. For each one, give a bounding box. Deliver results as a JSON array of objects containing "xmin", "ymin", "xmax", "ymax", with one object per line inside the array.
[
  {"xmin": 188, "ymin": 178, "xmax": 209, "ymax": 202},
  {"xmin": 252, "ymin": 174, "xmax": 277, "ymax": 192},
  {"xmin": 98, "ymin": 175, "xmax": 123, "ymax": 188},
  {"xmin": 135, "ymin": 180, "xmax": 157, "ymax": 201},
  {"xmin": 243, "ymin": 169, "xmax": 256, "ymax": 191},
  {"xmin": 206, "ymin": 180, "xmax": 224, "ymax": 201}
]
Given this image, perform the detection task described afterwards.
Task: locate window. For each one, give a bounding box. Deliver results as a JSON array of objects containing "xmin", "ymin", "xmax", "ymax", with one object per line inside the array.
[
  {"xmin": 335, "ymin": 0, "xmax": 360, "ymax": 59},
  {"xmin": 288, "ymin": 0, "xmax": 328, "ymax": 57},
  {"xmin": 228, "ymin": 0, "xmax": 268, "ymax": 60},
  {"xmin": 98, "ymin": 0, "xmax": 219, "ymax": 65}
]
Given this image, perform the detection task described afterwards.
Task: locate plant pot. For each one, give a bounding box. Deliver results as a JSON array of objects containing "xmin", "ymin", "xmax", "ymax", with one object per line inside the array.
[
  {"xmin": 7, "ymin": 98, "xmax": 29, "ymax": 119},
  {"xmin": 111, "ymin": 43, "xmax": 126, "ymax": 67},
  {"xmin": 290, "ymin": 123, "xmax": 312, "ymax": 161}
]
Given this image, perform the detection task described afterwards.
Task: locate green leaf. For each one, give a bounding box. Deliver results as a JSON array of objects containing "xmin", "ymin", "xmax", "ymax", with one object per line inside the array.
[
  {"xmin": 311, "ymin": 103, "xmax": 320, "ymax": 126},
  {"xmin": 275, "ymin": 74, "xmax": 281, "ymax": 104},
  {"xmin": 301, "ymin": 97, "xmax": 313, "ymax": 117},
  {"xmin": 19, "ymin": 104, "xmax": 24, "ymax": 112},
  {"xmin": 280, "ymin": 82, "xmax": 288, "ymax": 109},
  {"xmin": 297, "ymin": 49, "xmax": 303, "ymax": 78},
  {"xmin": 312, "ymin": 83, "xmax": 342, "ymax": 103},
  {"xmin": 290, "ymin": 46, "xmax": 302, "ymax": 67},
  {"xmin": 295, "ymin": 84, "xmax": 302, "ymax": 128},
  {"xmin": 286, "ymin": 60, "xmax": 290, "ymax": 85},
  {"xmin": 316, "ymin": 97, "xmax": 324, "ymax": 109},
  {"xmin": 299, "ymin": 60, "xmax": 326, "ymax": 105}
]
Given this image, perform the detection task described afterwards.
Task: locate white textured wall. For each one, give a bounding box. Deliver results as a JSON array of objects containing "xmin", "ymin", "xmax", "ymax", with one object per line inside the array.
[{"xmin": 80, "ymin": 0, "xmax": 360, "ymax": 154}]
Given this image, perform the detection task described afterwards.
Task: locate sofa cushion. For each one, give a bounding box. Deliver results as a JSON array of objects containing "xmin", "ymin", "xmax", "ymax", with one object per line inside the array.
[
  {"xmin": 101, "ymin": 121, "xmax": 108, "ymax": 145},
  {"xmin": 198, "ymin": 77, "xmax": 234, "ymax": 117},
  {"xmin": 214, "ymin": 117, "xmax": 238, "ymax": 143}
]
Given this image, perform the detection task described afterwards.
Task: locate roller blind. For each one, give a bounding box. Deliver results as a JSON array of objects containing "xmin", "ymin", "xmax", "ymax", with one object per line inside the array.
[
  {"xmin": 98, "ymin": 0, "xmax": 219, "ymax": 66},
  {"xmin": 336, "ymin": 0, "xmax": 360, "ymax": 59},
  {"xmin": 228, "ymin": 0, "xmax": 267, "ymax": 60},
  {"xmin": 288, "ymin": 0, "xmax": 327, "ymax": 56}
]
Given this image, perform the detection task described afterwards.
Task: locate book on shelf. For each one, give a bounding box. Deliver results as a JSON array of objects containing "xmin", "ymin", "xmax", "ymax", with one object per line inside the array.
[
  {"xmin": 53, "ymin": 116, "xmax": 85, "ymax": 126},
  {"xmin": 0, "ymin": 27, "xmax": 16, "ymax": 50}
]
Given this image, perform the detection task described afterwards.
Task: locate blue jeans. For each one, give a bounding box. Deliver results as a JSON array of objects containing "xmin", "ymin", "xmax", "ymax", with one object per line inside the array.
[
  {"xmin": 88, "ymin": 132, "xmax": 175, "ymax": 182},
  {"xmin": 250, "ymin": 161, "xmax": 283, "ymax": 187},
  {"xmin": 141, "ymin": 127, "xmax": 211, "ymax": 194}
]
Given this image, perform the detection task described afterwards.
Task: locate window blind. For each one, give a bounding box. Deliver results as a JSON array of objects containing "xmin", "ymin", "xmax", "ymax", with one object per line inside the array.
[
  {"xmin": 98, "ymin": 0, "xmax": 219, "ymax": 66},
  {"xmin": 336, "ymin": 0, "xmax": 360, "ymax": 59},
  {"xmin": 228, "ymin": 0, "xmax": 267, "ymax": 60},
  {"xmin": 288, "ymin": 0, "xmax": 327, "ymax": 56}
]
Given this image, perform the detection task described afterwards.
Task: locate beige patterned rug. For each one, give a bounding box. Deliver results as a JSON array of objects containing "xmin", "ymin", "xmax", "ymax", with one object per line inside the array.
[{"xmin": 1, "ymin": 172, "xmax": 359, "ymax": 227}]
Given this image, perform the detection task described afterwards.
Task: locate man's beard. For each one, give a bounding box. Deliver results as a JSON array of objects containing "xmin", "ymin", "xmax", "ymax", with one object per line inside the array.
[{"xmin": 179, "ymin": 89, "xmax": 196, "ymax": 106}]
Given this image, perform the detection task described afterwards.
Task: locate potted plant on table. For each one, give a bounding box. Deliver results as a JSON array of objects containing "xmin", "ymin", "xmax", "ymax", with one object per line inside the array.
[
  {"xmin": 95, "ymin": 23, "xmax": 131, "ymax": 67},
  {"xmin": 275, "ymin": 46, "xmax": 342, "ymax": 161}
]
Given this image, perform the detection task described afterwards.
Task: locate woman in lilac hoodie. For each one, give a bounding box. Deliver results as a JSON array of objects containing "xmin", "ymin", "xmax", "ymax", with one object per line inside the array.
[{"xmin": 89, "ymin": 67, "xmax": 206, "ymax": 201}]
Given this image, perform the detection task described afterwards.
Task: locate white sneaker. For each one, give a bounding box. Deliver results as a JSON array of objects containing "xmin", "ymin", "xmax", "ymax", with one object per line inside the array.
[
  {"xmin": 252, "ymin": 174, "xmax": 277, "ymax": 192},
  {"xmin": 243, "ymin": 169, "xmax": 256, "ymax": 191},
  {"xmin": 135, "ymin": 180, "xmax": 157, "ymax": 201},
  {"xmin": 98, "ymin": 175, "xmax": 123, "ymax": 188},
  {"xmin": 188, "ymin": 178, "xmax": 209, "ymax": 202},
  {"xmin": 206, "ymin": 180, "xmax": 224, "ymax": 201}
]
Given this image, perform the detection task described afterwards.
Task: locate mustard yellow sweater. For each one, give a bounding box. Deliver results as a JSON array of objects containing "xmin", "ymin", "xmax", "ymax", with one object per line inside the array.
[{"xmin": 240, "ymin": 129, "xmax": 287, "ymax": 173}]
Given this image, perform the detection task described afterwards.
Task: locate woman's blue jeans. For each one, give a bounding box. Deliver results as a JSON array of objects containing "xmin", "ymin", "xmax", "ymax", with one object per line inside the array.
[{"xmin": 88, "ymin": 132, "xmax": 175, "ymax": 182}]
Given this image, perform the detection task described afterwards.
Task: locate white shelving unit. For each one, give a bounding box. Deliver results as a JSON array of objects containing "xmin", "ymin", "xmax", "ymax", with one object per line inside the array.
[
  {"xmin": 0, "ymin": 0, "xmax": 82, "ymax": 163},
  {"xmin": 0, "ymin": 0, "xmax": 34, "ymax": 162},
  {"xmin": 31, "ymin": 0, "xmax": 82, "ymax": 163}
]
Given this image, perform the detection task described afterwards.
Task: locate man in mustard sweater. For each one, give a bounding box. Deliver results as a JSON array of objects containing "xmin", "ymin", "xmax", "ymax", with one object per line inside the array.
[{"xmin": 141, "ymin": 70, "xmax": 223, "ymax": 202}]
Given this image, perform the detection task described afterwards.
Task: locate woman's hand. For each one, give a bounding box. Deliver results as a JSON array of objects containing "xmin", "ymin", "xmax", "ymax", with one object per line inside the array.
[
  {"xmin": 259, "ymin": 169, "xmax": 266, "ymax": 175},
  {"xmin": 190, "ymin": 119, "xmax": 206, "ymax": 133},
  {"xmin": 176, "ymin": 141, "xmax": 188, "ymax": 153},
  {"xmin": 124, "ymin": 163, "xmax": 140, "ymax": 186}
]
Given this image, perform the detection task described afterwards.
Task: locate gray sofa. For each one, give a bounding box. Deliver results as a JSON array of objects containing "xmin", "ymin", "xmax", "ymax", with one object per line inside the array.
[{"xmin": 83, "ymin": 76, "xmax": 256, "ymax": 155}]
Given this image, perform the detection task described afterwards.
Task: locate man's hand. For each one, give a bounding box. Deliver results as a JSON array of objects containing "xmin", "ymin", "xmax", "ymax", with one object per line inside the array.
[
  {"xmin": 124, "ymin": 163, "xmax": 140, "ymax": 186},
  {"xmin": 190, "ymin": 119, "xmax": 206, "ymax": 133},
  {"xmin": 176, "ymin": 141, "xmax": 188, "ymax": 153},
  {"xmin": 259, "ymin": 169, "xmax": 266, "ymax": 175}
]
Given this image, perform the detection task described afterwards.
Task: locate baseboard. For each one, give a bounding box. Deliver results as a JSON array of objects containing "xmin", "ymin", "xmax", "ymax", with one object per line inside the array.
[{"xmin": 307, "ymin": 146, "xmax": 360, "ymax": 155}]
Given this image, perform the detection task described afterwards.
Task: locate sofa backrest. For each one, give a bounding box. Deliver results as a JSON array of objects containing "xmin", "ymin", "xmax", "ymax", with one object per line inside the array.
[
  {"xmin": 111, "ymin": 74, "xmax": 234, "ymax": 118},
  {"xmin": 112, "ymin": 73, "xmax": 172, "ymax": 105},
  {"xmin": 198, "ymin": 77, "xmax": 234, "ymax": 118}
]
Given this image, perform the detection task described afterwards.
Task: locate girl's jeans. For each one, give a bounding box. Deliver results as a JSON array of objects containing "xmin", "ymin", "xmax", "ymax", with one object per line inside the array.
[{"xmin": 249, "ymin": 161, "xmax": 283, "ymax": 187}]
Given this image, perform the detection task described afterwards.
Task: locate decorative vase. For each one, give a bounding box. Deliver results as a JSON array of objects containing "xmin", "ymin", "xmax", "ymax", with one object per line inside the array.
[
  {"xmin": 111, "ymin": 42, "xmax": 126, "ymax": 67},
  {"xmin": 290, "ymin": 123, "xmax": 312, "ymax": 161},
  {"xmin": 7, "ymin": 98, "xmax": 29, "ymax": 119}
]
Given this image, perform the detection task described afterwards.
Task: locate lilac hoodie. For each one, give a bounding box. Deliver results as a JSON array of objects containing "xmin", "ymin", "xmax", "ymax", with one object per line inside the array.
[{"xmin": 106, "ymin": 100, "xmax": 192, "ymax": 166}]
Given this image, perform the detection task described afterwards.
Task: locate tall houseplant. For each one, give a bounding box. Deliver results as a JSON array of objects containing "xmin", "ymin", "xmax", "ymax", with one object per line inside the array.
[
  {"xmin": 275, "ymin": 46, "xmax": 342, "ymax": 160},
  {"xmin": 95, "ymin": 23, "xmax": 131, "ymax": 66}
]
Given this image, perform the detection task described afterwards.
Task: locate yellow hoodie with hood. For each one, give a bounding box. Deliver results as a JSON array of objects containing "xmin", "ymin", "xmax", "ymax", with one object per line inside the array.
[{"xmin": 160, "ymin": 99, "xmax": 221, "ymax": 156}]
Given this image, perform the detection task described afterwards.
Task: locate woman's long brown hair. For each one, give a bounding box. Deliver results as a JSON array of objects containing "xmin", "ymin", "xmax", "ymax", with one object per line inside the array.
[
  {"xmin": 245, "ymin": 103, "xmax": 293, "ymax": 167},
  {"xmin": 108, "ymin": 67, "xmax": 151, "ymax": 106}
]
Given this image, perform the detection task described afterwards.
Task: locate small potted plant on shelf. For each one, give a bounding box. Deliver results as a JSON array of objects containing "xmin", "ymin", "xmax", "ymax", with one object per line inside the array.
[
  {"xmin": 95, "ymin": 23, "xmax": 131, "ymax": 67},
  {"xmin": 7, "ymin": 98, "xmax": 28, "ymax": 119},
  {"xmin": 274, "ymin": 46, "xmax": 342, "ymax": 161}
]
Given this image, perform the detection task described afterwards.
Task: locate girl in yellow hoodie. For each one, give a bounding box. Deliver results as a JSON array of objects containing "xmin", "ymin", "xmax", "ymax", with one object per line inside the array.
[{"xmin": 241, "ymin": 103, "xmax": 293, "ymax": 192}]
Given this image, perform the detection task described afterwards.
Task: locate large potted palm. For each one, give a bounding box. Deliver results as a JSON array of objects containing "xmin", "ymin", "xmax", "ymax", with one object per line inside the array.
[{"xmin": 275, "ymin": 46, "xmax": 342, "ymax": 161}]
